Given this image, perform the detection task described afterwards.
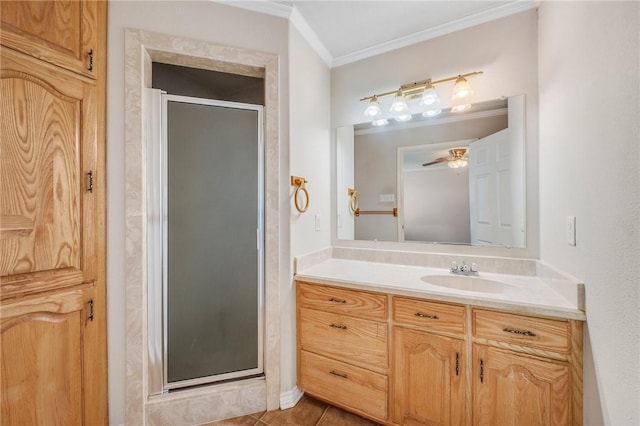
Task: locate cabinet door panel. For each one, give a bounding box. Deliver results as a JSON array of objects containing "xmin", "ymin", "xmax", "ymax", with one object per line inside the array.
[
  {"xmin": 394, "ymin": 327, "xmax": 466, "ymax": 425},
  {"xmin": 1, "ymin": 287, "xmax": 92, "ymax": 426},
  {"xmin": 473, "ymin": 345, "xmax": 571, "ymax": 426},
  {"xmin": 1, "ymin": 0, "xmax": 98, "ymax": 78},
  {"xmin": 1, "ymin": 48, "xmax": 96, "ymax": 297}
]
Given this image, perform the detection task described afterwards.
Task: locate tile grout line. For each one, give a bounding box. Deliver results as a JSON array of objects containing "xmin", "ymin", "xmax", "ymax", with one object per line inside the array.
[{"xmin": 315, "ymin": 405, "xmax": 331, "ymax": 426}]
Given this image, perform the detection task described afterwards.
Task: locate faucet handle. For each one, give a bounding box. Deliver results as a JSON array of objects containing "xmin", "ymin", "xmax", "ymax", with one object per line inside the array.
[
  {"xmin": 471, "ymin": 263, "xmax": 478, "ymax": 272},
  {"xmin": 450, "ymin": 261, "xmax": 458, "ymax": 273}
]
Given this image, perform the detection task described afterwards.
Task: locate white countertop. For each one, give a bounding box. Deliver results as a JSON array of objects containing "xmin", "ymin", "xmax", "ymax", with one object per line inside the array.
[{"xmin": 295, "ymin": 258, "xmax": 586, "ymax": 321}]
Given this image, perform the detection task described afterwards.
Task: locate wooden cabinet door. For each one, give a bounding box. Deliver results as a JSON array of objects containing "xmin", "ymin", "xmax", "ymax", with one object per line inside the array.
[
  {"xmin": 473, "ymin": 345, "xmax": 571, "ymax": 426},
  {"xmin": 0, "ymin": 0, "xmax": 98, "ymax": 79},
  {"xmin": 393, "ymin": 327, "xmax": 466, "ymax": 425},
  {"xmin": 1, "ymin": 285, "xmax": 99, "ymax": 425},
  {"xmin": 0, "ymin": 47, "xmax": 97, "ymax": 299}
]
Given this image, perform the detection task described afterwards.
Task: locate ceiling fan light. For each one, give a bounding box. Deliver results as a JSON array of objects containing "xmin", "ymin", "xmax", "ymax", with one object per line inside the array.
[
  {"xmin": 372, "ymin": 117, "xmax": 389, "ymax": 127},
  {"xmin": 452, "ymin": 76, "xmax": 473, "ymax": 99},
  {"xmin": 448, "ymin": 158, "xmax": 468, "ymax": 169},
  {"xmin": 390, "ymin": 90, "xmax": 409, "ymax": 114},
  {"xmin": 363, "ymin": 96, "xmax": 382, "ymax": 118}
]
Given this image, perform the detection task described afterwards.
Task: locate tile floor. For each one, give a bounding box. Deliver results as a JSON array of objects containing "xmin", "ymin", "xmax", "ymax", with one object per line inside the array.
[{"xmin": 201, "ymin": 395, "xmax": 381, "ymax": 426}]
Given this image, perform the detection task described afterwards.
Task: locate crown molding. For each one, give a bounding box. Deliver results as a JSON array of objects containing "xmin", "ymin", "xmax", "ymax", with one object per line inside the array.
[
  {"xmin": 215, "ymin": 1, "xmax": 293, "ymax": 19},
  {"xmin": 289, "ymin": 7, "xmax": 333, "ymax": 67},
  {"xmin": 332, "ymin": 1, "xmax": 538, "ymax": 68},
  {"xmin": 214, "ymin": 1, "xmax": 537, "ymax": 69},
  {"xmin": 214, "ymin": 1, "xmax": 332, "ymax": 67}
]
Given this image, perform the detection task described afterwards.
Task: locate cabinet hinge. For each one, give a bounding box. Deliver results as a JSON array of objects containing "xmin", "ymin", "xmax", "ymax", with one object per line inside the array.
[
  {"xmin": 87, "ymin": 170, "xmax": 94, "ymax": 193},
  {"xmin": 88, "ymin": 299, "xmax": 94, "ymax": 322},
  {"xmin": 88, "ymin": 49, "xmax": 94, "ymax": 71},
  {"xmin": 479, "ymin": 358, "xmax": 484, "ymax": 383},
  {"xmin": 455, "ymin": 352, "xmax": 459, "ymax": 376}
]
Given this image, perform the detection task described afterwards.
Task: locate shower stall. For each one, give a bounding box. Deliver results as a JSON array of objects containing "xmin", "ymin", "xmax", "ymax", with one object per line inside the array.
[{"xmin": 146, "ymin": 89, "xmax": 265, "ymax": 393}]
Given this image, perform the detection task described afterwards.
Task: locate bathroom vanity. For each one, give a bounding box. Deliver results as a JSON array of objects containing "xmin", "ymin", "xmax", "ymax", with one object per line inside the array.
[{"xmin": 295, "ymin": 250, "xmax": 585, "ymax": 426}]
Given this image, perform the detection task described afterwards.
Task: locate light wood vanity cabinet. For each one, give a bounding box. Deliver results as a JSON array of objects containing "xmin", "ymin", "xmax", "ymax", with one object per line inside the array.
[
  {"xmin": 297, "ymin": 282, "xmax": 389, "ymax": 422},
  {"xmin": 1, "ymin": 2, "xmax": 107, "ymax": 424},
  {"xmin": 472, "ymin": 309, "xmax": 582, "ymax": 426},
  {"xmin": 297, "ymin": 281, "xmax": 583, "ymax": 426}
]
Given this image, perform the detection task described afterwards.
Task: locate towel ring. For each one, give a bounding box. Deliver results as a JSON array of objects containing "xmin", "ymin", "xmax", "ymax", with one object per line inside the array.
[
  {"xmin": 348, "ymin": 188, "xmax": 359, "ymax": 214},
  {"xmin": 291, "ymin": 176, "xmax": 310, "ymax": 213}
]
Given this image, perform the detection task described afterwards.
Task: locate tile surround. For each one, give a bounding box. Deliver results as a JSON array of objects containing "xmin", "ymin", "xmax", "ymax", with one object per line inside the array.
[{"xmin": 124, "ymin": 28, "xmax": 281, "ymax": 425}]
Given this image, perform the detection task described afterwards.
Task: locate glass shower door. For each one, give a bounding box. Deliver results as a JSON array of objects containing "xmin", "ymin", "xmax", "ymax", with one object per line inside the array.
[{"xmin": 162, "ymin": 94, "xmax": 264, "ymax": 389}]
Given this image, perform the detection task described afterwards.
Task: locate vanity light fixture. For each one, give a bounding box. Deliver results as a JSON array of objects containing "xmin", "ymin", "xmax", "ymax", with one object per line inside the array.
[
  {"xmin": 363, "ymin": 95, "xmax": 382, "ymax": 119},
  {"xmin": 450, "ymin": 102, "xmax": 471, "ymax": 113},
  {"xmin": 452, "ymin": 75, "xmax": 474, "ymax": 99},
  {"xmin": 372, "ymin": 117, "xmax": 389, "ymax": 127},
  {"xmin": 360, "ymin": 71, "xmax": 482, "ymax": 126}
]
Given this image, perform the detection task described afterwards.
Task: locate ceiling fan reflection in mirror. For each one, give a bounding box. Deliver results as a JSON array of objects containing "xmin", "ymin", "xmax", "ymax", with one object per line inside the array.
[{"xmin": 422, "ymin": 148, "xmax": 469, "ymax": 168}]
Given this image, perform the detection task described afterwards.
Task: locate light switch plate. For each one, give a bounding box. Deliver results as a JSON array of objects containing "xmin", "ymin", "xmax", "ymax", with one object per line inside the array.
[
  {"xmin": 315, "ymin": 213, "xmax": 321, "ymax": 231},
  {"xmin": 566, "ymin": 216, "xmax": 576, "ymax": 246}
]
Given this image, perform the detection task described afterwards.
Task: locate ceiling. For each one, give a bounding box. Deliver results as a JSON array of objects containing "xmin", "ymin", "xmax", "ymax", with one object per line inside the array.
[{"xmin": 220, "ymin": 1, "xmax": 537, "ymax": 67}]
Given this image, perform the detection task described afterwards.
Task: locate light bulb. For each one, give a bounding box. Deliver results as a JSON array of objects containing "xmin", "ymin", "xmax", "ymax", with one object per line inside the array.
[
  {"xmin": 390, "ymin": 90, "xmax": 409, "ymax": 114},
  {"xmin": 422, "ymin": 108, "xmax": 442, "ymax": 118},
  {"xmin": 419, "ymin": 86, "xmax": 439, "ymax": 107},
  {"xmin": 452, "ymin": 76, "xmax": 473, "ymax": 99},
  {"xmin": 394, "ymin": 113, "xmax": 412, "ymax": 122},
  {"xmin": 451, "ymin": 103, "xmax": 471, "ymax": 113},
  {"xmin": 372, "ymin": 118, "xmax": 389, "ymax": 127},
  {"xmin": 363, "ymin": 96, "xmax": 382, "ymax": 119}
]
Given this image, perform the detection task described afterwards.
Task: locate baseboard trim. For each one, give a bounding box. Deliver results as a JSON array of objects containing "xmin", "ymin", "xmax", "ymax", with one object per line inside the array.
[{"xmin": 279, "ymin": 386, "xmax": 304, "ymax": 409}]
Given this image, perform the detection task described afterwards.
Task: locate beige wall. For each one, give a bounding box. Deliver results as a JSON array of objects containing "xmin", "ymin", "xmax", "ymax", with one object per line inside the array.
[
  {"xmin": 107, "ymin": 2, "xmax": 289, "ymax": 424},
  {"xmin": 286, "ymin": 24, "xmax": 332, "ymax": 393},
  {"xmin": 538, "ymin": 2, "xmax": 640, "ymax": 424},
  {"xmin": 331, "ymin": 10, "xmax": 539, "ymax": 258}
]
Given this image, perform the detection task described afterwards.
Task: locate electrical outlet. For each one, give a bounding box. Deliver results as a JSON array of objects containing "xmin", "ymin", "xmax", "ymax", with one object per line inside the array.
[
  {"xmin": 315, "ymin": 213, "xmax": 321, "ymax": 231},
  {"xmin": 566, "ymin": 216, "xmax": 576, "ymax": 246}
]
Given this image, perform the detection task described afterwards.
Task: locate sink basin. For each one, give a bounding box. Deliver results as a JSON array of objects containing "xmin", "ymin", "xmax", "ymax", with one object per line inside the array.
[{"xmin": 421, "ymin": 275, "xmax": 513, "ymax": 293}]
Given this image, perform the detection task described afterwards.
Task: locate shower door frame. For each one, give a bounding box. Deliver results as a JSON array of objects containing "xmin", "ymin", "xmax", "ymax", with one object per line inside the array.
[{"xmin": 147, "ymin": 90, "xmax": 265, "ymax": 393}]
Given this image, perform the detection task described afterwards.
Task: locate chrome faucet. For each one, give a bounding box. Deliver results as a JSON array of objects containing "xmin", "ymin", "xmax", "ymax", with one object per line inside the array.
[{"xmin": 450, "ymin": 260, "xmax": 478, "ymax": 276}]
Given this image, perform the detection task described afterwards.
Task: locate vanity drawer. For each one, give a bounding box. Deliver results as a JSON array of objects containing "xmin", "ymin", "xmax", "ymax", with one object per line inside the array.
[
  {"xmin": 297, "ymin": 282, "xmax": 387, "ymax": 320},
  {"xmin": 299, "ymin": 307, "xmax": 388, "ymax": 369},
  {"xmin": 393, "ymin": 297, "xmax": 466, "ymax": 335},
  {"xmin": 473, "ymin": 309, "xmax": 570, "ymax": 353},
  {"xmin": 299, "ymin": 350, "xmax": 388, "ymax": 421}
]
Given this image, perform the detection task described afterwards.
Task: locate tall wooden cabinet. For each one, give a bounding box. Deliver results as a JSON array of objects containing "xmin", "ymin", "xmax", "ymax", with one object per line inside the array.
[{"xmin": 0, "ymin": 1, "xmax": 107, "ymax": 425}]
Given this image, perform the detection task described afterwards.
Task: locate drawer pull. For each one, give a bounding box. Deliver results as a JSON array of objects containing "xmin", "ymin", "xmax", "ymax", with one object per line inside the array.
[
  {"xmin": 502, "ymin": 327, "xmax": 536, "ymax": 337},
  {"xmin": 329, "ymin": 323, "xmax": 347, "ymax": 330},
  {"xmin": 329, "ymin": 370, "xmax": 348, "ymax": 379},
  {"xmin": 415, "ymin": 312, "xmax": 439, "ymax": 320},
  {"xmin": 329, "ymin": 297, "xmax": 347, "ymax": 304}
]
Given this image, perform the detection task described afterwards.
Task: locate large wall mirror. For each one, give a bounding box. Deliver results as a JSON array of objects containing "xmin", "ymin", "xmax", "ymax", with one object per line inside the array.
[{"xmin": 336, "ymin": 94, "xmax": 525, "ymax": 248}]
